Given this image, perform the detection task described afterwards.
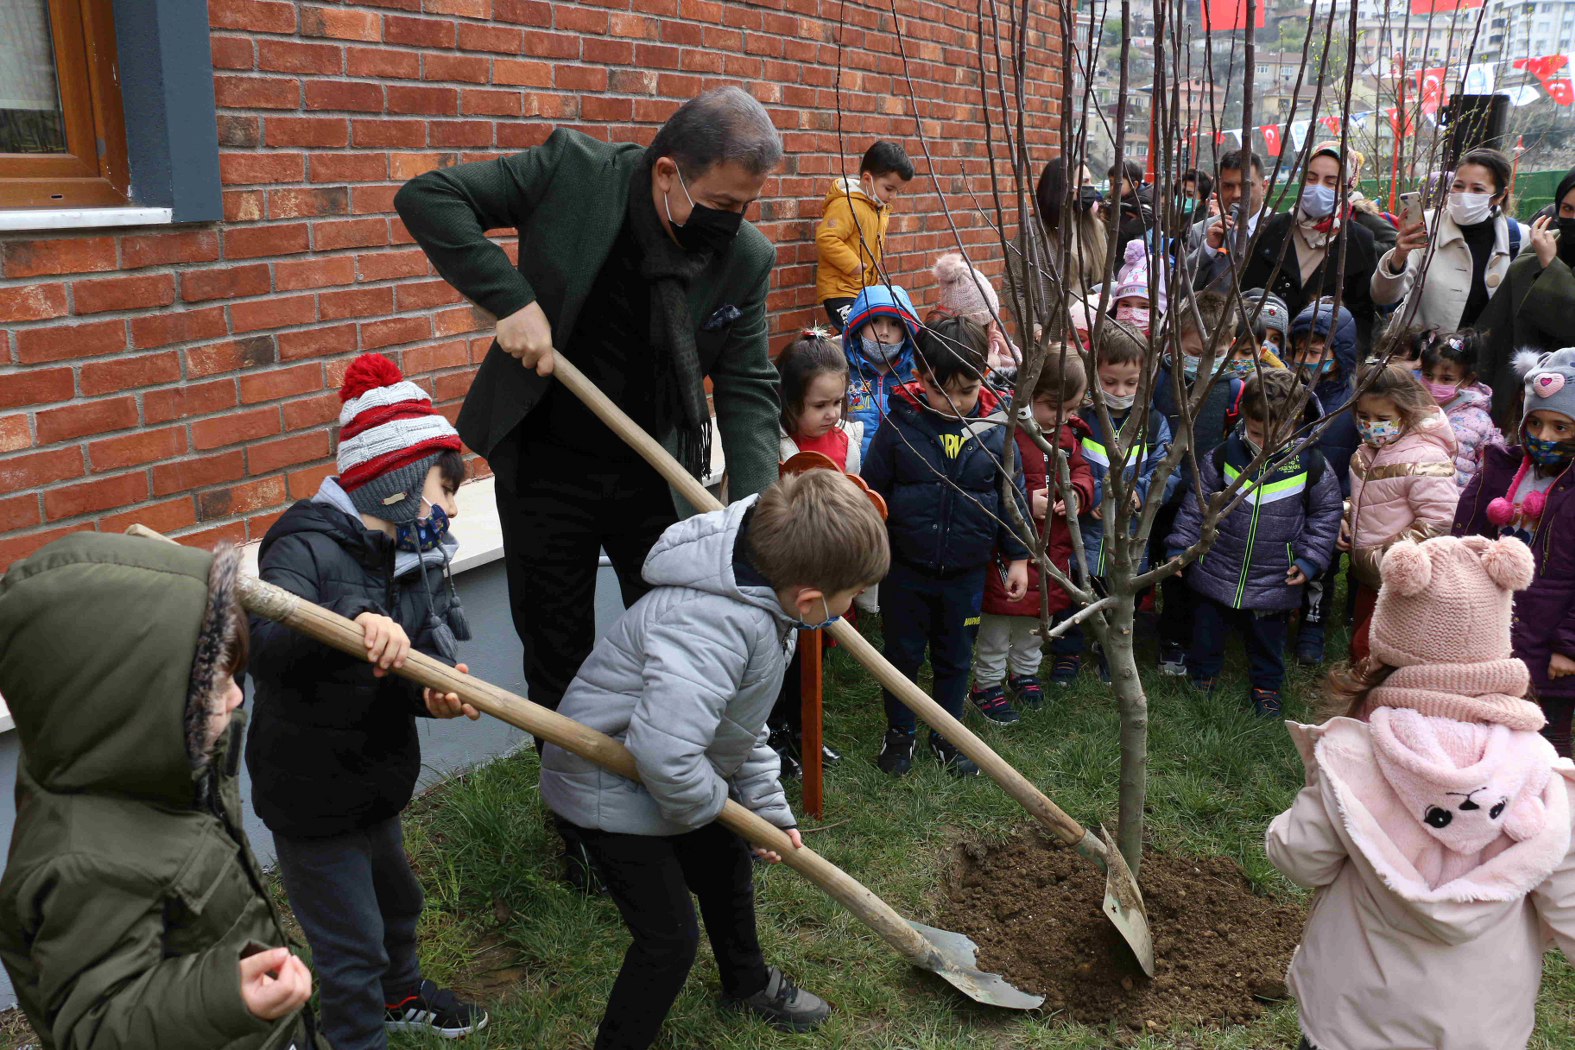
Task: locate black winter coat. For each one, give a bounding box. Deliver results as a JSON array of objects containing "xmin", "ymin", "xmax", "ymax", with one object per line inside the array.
[
  {"xmin": 247, "ymin": 499, "xmax": 458, "ymax": 839},
  {"xmin": 1225, "ymin": 211, "xmax": 1380, "ymax": 354},
  {"xmin": 861, "ymin": 384, "xmax": 1030, "ymax": 577}
]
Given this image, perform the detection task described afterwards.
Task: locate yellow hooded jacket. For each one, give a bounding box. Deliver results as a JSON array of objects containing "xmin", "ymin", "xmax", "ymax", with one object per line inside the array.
[{"xmin": 815, "ymin": 176, "xmax": 891, "ymax": 304}]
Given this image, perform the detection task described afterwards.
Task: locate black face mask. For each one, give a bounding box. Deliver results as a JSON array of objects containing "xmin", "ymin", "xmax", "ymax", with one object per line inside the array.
[
  {"xmin": 1076, "ymin": 185, "xmax": 1103, "ymax": 212},
  {"xmin": 666, "ymin": 169, "xmax": 743, "ymax": 256},
  {"xmin": 1558, "ymin": 217, "xmax": 1575, "ymax": 266}
]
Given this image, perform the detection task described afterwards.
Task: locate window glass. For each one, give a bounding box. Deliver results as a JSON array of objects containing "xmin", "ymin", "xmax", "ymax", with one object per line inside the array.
[{"xmin": 0, "ymin": 1, "xmax": 66, "ymax": 155}]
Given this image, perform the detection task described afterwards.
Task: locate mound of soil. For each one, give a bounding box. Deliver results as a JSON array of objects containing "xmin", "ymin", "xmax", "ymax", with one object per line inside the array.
[{"xmin": 938, "ymin": 831, "xmax": 1306, "ymax": 1030}]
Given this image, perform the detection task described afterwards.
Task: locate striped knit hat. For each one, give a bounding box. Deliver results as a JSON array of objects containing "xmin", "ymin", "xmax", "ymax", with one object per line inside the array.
[{"xmin": 336, "ymin": 354, "xmax": 461, "ymax": 524}]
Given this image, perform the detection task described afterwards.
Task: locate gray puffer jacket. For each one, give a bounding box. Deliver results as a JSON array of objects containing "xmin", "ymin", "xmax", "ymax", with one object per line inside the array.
[{"xmin": 540, "ymin": 497, "xmax": 798, "ymax": 836}]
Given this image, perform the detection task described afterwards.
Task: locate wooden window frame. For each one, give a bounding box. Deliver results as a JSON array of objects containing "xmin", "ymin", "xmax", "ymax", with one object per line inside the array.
[{"xmin": 0, "ymin": 0, "xmax": 129, "ymax": 209}]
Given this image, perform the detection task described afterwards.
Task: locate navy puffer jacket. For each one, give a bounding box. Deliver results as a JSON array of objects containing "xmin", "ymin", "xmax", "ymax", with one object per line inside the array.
[
  {"xmin": 862, "ymin": 383, "xmax": 1030, "ymax": 576},
  {"xmin": 1290, "ymin": 301, "xmax": 1361, "ymax": 496},
  {"xmin": 1167, "ymin": 431, "xmax": 1343, "ymax": 611}
]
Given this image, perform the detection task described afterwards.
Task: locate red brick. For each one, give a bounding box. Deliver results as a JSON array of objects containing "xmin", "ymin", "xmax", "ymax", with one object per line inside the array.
[
  {"xmin": 181, "ymin": 264, "xmax": 271, "ymax": 303},
  {"xmin": 427, "ymin": 121, "xmax": 493, "ymax": 148},
  {"xmin": 460, "ymin": 88, "xmax": 522, "ymax": 116},
  {"xmin": 258, "ymin": 39, "xmax": 343, "ymax": 74},
  {"xmin": 239, "ymin": 363, "xmax": 324, "ymax": 405},
  {"xmin": 523, "ymin": 32, "xmax": 580, "ymax": 59},
  {"xmin": 198, "ymin": 476, "xmax": 288, "ymax": 520},
  {"xmin": 208, "ymin": 0, "xmax": 298, "ymax": 33},
  {"xmin": 130, "ymin": 305, "xmax": 230, "ymax": 350},
  {"xmin": 360, "ymin": 316, "xmax": 430, "ymax": 349},
  {"xmin": 220, "ymin": 152, "xmax": 306, "ymax": 185},
  {"xmin": 88, "ymin": 427, "xmax": 188, "ymax": 472},
  {"xmin": 224, "ymin": 189, "xmax": 265, "ymax": 222},
  {"xmin": 210, "ymin": 35, "xmax": 255, "ymax": 69},
  {"xmin": 311, "ymin": 152, "xmax": 387, "ymax": 183},
  {"xmin": 43, "ymin": 472, "xmax": 148, "ymax": 521},
  {"xmin": 71, "ymin": 274, "xmax": 177, "ymax": 316},
  {"xmin": 349, "ymin": 184, "xmax": 399, "ymax": 215},
  {"xmin": 0, "ymin": 446, "xmax": 84, "ymax": 495},
  {"xmin": 424, "ymin": 0, "xmax": 488, "ymax": 14},
  {"xmin": 555, "ymin": 6, "xmax": 609, "ymax": 33},
  {"xmin": 347, "ymin": 45, "xmax": 421, "ymax": 79},
  {"xmin": 314, "ymin": 218, "xmax": 388, "ymax": 251},
  {"xmin": 35, "ymin": 397, "xmax": 138, "ymax": 444},
  {"xmin": 352, "ymin": 119, "xmax": 425, "ymax": 148},
  {"xmin": 192, "ymin": 406, "xmax": 281, "ymax": 450},
  {"xmin": 492, "ymin": 58, "xmax": 553, "ymax": 87},
  {"xmin": 79, "ymin": 352, "xmax": 182, "ymax": 397},
  {"xmin": 282, "ymin": 393, "xmax": 342, "ymax": 431},
  {"xmin": 151, "ymin": 450, "xmax": 247, "ymax": 496},
  {"xmin": 522, "ymin": 93, "xmax": 577, "ymax": 120},
  {"xmin": 357, "ymin": 248, "xmax": 430, "ymax": 282},
  {"xmin": 320, "ymin": 286, "xmax": 396, "ymax": 320},
  {"xmin": 556, "ymin": 65, "xmax": 609, "ymax": 92},
  {"xmin": 423, "ymin": 53, "xmax": 489, "ymax": 84},
  {"xmin": 386, "ymin": 85, "xmax": 457, "ymax": 116},
  {"xmin": 403, "ymin": 340, "xmax": 470, "ymax": 373},
  {"xmin": 268, "ymin": 187, "xmax": 351, "ymax": 219},
  {"xmin": 265, "ymin": 117, "xmax": 348, "ymax": 148},
  {"xmin": 286, "ymin": 460, "xmax": 337, "ymax": 498},
  {"xmin": 184, "ymin": 336, "xmax": 272, "ymax": 378},
  {"xmin": 0, "ymin": 524, "xmax": 94, "ymax": 570},
  {"xmin": 383, "ymin": 14, "xmax": 454, "ymax": 47},
  {"xmin": 434, "ymin": 369, "xmax": 479, "ymax": 403},
  {"xmin": 121, "ymin": 230, "xmax": 221, "ymax": 269},
  {"xmin": 0, "ymin": 283, "xmax": 69, "ymax": 322},
  {"xmin": 277, "ymin": 323, "xmax": 358, "ymax": 361},
  {"xmin": 456, "ymin": 23, "xmax": 522, "ymax": 54},
  {"xmin": 582, "ymin": 38, "xmax": 634, "ymax": 65},
  {"xmin": 395, "ymin": 279, "xmax": 463, "ymax": 311},
  {"xmin": 3, "ymin": 238, "xmax": 117, "ymax": 279},
  {"xmin": 276, "ymin": 256, "xmax": 358, "ymax": 291},
  {"xmin": 387, "ymin": 152, "xmax": 456, "ymax": 181},
  {"xmin": 216, "ymin": 115, "xmax": 261, "ymax": 147},
  {"xmin": 15, "ymin": 319, "xmax": 127, "ymax": 364},
  {"xmin": 582, "ymin": 96, "xmax": 633, "ymax": 122},
  {"xmin": 493, "ymin": 0, "xmax": 550, "ymax": 23},
  {"xmin": 247, "ymin": 430, "xmax": 331, "ymax": 475},
  {"xmin": 143, "ymin": 379, "xmax": 238, "ymax": 425},
  {"xmin": 0, "ymin": 368, "xmax": 73, "ymax": 410},
  {"xmin": 230, "ymin": 293, "xmax": 316, "ymax": 334},
  {"xmin": 0, "ymin": 417, "xmax": 30, "ymax": 454},
  {"xmin": 301, "ymin": 6, "xmax": 382, "ymax": 40},
  {"xmin": 0, "ymin": 494, "xmax": 40, "ymax": 533},
  {"xmin": 175, "ymin": 521, "xmax": 250, "ymax": 548},
  {"xmin": 305, "ymin": 80, "xmax": 385, "ymax": 112},
  {"xmin": 214, "ymin": 74, "xmax": 298, "ymax": 109},
  {"xmin": 100, "ymin": 496, "xmax": 199, "ymax": 537}
]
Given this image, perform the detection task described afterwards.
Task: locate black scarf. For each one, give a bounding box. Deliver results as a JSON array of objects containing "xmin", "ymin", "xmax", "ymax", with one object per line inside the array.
[
  {"xmin": 627, "ymin": 160, "xmax": 715, "ymax": 481},
  {"xmin": 1556, "ymin": 169, "xmax": 1575, "ymax": 268}
]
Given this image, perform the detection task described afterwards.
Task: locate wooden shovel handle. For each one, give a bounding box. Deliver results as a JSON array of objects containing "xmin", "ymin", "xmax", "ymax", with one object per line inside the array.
[
  {"xmin": 124, "ymin": 525, "xmax": 944, "ymax": 971},
  {"xmin": 549, "ymin": 356, "xmax": 1106, "ymax": 865}
]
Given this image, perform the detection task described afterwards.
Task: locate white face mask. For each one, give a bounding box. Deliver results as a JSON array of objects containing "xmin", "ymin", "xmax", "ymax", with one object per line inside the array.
[
  {"xmin": 1446, "ymin": 191, "xmax": 1495, "ymax": 227},
  {"xmin": 862, "ymin": 176, "xmax": 885, "ymax": 207},
  {"xmin": 1100, "ymin": 390, "xmax": 1136, "ymax": 412}
]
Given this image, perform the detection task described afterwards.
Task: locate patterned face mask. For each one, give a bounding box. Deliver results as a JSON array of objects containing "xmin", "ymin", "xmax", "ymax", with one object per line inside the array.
[
  {"xmin": 792, "ymin": 595, "xmax": 839, "ymax": 631},
  {"xmin": 1525, "ymin": 432, "xmax": 1575, "ymax": 467},
  {"xmin": 1358, "ymin": 419, "xmax": 1404, "ymax": 447},
  {"xmin": 395, "ymin": 502, "xmax": 451, "ymax": 553}
]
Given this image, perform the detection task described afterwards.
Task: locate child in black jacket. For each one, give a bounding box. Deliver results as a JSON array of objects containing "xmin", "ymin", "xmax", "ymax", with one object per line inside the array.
[
  {"xmin": 862, "ymin": 317, "xmax": 1030, "ymax": 777},
  {"xmin": 248, "ymin": 353, "xmax": 488, "ymax": 1050}
]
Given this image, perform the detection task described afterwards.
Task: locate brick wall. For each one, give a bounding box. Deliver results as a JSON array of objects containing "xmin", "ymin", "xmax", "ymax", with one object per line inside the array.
[{"xmin": 0, "ymin": 0, "xmax": 1062, "ymax": 569}]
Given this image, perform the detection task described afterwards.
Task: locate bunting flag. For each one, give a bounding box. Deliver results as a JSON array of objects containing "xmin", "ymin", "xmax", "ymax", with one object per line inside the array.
[
  {"xmin": 1409, "ymin": 0, "xmax": 1483, "ymax": 11},
  {"xmin": 1351, "ymin": 111, "xmax": 1374, "ymax": 129},
  {"xmin": 1201, "ymin": 0, "xmax": 1266, "ymax": 31},
  {"xmin": 1416, "ymin": 67, "xmax": 1449, "ymax": 115},
  {"xmin": 1289, "ymin": 119, "xmax": 1311, "ymax": 150},
  {"xmin": 1462, "ymin": 63, "xmax": 1496, "ymax": 95},
  {"xmin": 1515, "ymin": 55, "xmax": 1574, "ymax": 106},
  {"xmin": 1260, "ymin": 124, "xmax": 1284, "ymax": 157},
  {"xmin": 1319, "ymin": 116, "xmax": 1342, "ymax": 135},
  {"xmin": 1507, "ymin": 84, "xmax": 1544, "ymax": 107}
]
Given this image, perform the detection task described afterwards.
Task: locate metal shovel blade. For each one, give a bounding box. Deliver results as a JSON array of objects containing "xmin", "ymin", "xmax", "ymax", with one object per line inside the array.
[
  {"xmin": 1099, "ymin": 827, "xmax": 1156, "ymax": 978},
  {"xmin": 908, "ymin": 921, "xmax": 1045, "ymax": 1011}
]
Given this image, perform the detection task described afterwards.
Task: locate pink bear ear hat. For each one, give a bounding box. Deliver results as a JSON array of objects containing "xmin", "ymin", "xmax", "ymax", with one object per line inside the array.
[{"xmin": 1491, "ymin": 346, "xmax": 1575, "ymax": 526}]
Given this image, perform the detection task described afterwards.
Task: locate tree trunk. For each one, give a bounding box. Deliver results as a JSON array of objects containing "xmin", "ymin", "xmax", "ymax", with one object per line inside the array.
[{"xmin": 1104, "ymin": 592, "xmax": 1148, "ymax": 877}]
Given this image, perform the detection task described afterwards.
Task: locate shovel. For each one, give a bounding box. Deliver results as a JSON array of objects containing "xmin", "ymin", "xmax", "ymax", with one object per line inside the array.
[
  {"xmin": 548, "ymin": 354, "xmax": 1155, "ymax": 978},
  {"xmin": 125, "ymin": 525, "xmax": 1043, "ymax": 1011}
]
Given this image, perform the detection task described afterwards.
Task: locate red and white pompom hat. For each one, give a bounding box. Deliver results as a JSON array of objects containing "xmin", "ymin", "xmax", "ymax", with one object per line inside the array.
[{"xmin": 336, "ymin": 353, "xmax": 462, "ymax": 524}]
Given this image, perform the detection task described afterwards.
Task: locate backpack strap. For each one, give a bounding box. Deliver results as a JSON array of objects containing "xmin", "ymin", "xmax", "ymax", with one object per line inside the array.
[
  {"xmin": 1301, "ymin": 448, "xmax": 1326, "ymax": 512},
  {"xmin": 1508, "ymin": 218, "xmax": 1522, "ymax": 259}
]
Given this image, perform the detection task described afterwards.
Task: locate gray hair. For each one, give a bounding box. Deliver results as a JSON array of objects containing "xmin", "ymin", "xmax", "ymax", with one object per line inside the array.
[{"xmin": 648, "ymin": 86, "xmax": 783, "ymax": 178}]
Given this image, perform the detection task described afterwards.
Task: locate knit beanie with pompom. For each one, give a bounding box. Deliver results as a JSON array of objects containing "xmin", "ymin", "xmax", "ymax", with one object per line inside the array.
[
  {"xmin": 932, "ymin": 252, "xmax": 1001, "ymax": 325},
  {"xmin": 1366, "ymin": 535, "xmax": 1545, "ymax": 731},
  {"xmin": 336, "ymin": 353, "xmax": 462, "ymax": 524},
  {"xmin": 1110, "ymin": 239, "xmax": 1168, "ymax": 314}
]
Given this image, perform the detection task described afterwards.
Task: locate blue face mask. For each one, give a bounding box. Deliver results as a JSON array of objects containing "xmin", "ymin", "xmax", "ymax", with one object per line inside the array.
[
  {"xmin": 1300, "ymin": 184, "xmax": 1337, "ymax": 219},
  {"xmin": 858, "ymin": 334, "xmax": 905, "ymax": 367},
  {"xmin": 1178, "ymin": 354, "xmax": 1202, "ymax": 379},
  {"xmin": 1525, "ymin": 432, "xmax": 1575, "ymax": 467},
  {"xmin": 1298, "ymin": 359, "xmax": 1335, "ymax": 381},
  {"xmin": 793, "ymin": 595, "xmax": 839, "ymax": 631},
  {"xmin": 395, "ymin": 502, "xmax": 451, "ymax": 553}
]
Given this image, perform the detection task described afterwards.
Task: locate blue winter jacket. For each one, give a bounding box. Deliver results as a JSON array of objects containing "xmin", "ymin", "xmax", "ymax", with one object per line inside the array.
[
  {"xmin": 1154, "ymin": 359, "xmax": 1237, "ymax": 508},
  {"xmin": 1166, "ymin": 431, "xmax": 1343, "ymax": 611},
  {"xmin": 842, "ymin": 285, "xmax": 921, "ymax": 464},
  {"xmin": 1290, "ymin": 301, "xmax": 1361, "ymax": 496},
  {"xmin": 1076, "ymin": 403, "xmax": 1178, "ymax": 576},
  {"xmin": 862, "ymin": 383, "xmax": 1030, "ymax": 577}
]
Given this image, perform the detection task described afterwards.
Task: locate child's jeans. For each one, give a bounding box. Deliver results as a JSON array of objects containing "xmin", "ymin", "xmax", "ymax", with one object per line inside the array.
[
  {"xmin": 274, "ymin": 816, "xmax": 424, "ymax": 1050},
  {"xmin": 576, "ymin": 821, "xmax": 770, "ymax": 1050},
  {"xmin": 1186, "ymin": 595, "xmax": 1290, "ymax": 691},
  {"xmin": 973, "ymin": 613, "xmax": 1042, "ymax": 686},
  {"xmin": 882, "ymin": 561, "xmax": 986, "ymax": 733}
]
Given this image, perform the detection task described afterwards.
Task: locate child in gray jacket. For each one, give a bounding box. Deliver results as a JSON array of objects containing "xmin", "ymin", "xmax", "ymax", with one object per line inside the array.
[{"xmin": 539, "ymin": 470, "xmax": 890, "ymax": 1050}]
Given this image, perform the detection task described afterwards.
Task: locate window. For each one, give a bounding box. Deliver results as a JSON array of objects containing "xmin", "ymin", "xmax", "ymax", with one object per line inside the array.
[{"xmin": 0, "ymin": 0, "xmax": 128, "ymax": 209}]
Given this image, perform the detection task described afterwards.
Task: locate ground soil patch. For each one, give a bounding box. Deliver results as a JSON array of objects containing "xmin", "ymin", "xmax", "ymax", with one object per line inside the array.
[{"xmin": 938, "ymin": 831, "xmax": 1306, "ymax": 1031}]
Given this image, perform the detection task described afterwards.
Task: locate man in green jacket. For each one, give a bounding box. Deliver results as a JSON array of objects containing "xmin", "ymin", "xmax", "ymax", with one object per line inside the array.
[
  {"xmin": 0, "ymin": 535, "xmax": 325, "ymax": 1050},
  {"xmin": 395, "ymin": 86, "xmax": 783, "ymax": 887}
]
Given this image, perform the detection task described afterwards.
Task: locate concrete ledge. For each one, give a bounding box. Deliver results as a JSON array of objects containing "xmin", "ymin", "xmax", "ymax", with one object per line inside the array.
[{"xmin": 0, "ymin": 207, "xmax": 174, "ymax": 232}]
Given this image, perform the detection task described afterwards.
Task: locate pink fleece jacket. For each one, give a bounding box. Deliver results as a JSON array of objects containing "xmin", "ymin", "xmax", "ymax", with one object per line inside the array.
[
  {"xmin": 1440, "ymin": 382, "xmax": 1501, "ymax": 488},
  {"xmin": 1347, "ymin": 408, "xmax": 1460, "ymax": 588},
  {"xmin": 1268, "ymin": 714, "xmax": 1575, "ymax": 1050}
]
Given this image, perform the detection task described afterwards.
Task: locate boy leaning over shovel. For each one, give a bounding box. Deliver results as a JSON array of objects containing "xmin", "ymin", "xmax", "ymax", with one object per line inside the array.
[{"xmin": 539, "ymin": 469, "xmax": 890, "ymax": 1050}]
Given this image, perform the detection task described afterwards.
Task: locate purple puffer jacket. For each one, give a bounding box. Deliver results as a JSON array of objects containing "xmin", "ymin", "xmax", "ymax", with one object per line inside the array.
[
  {"xmin": 1454, "ymin": 442, "xmax": 1575, "ymax": 701},
  {"xmin": 1440, "ymin": 382, "xmax": 1502, "ymax": 488}
]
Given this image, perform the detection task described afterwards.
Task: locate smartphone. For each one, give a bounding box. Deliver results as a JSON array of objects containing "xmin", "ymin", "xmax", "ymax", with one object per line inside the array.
[{"xmin": 1398, "ymin": 191, "xmax": 1424, "ymax": 230}]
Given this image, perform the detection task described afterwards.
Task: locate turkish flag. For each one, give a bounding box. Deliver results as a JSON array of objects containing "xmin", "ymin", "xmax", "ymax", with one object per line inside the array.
[
  {"xmin": 1516, "ymin": 55, "xmax": 1575, "ymax": 106},
  {"xmin": 1260, "ymin": 124, "xmax": 1284, "ymax": 157},
  {"xmin": 1202, "ymin": 0, "xmax": 1266, "ymax": 31},
  {"xmin": 1386, "ymin": 107, "xmax": 1417, "ymax": 138},
  {"xmin": 1319, "ymin": 116, "xmax": 1342, "ymax": 136},
  {"xmin": 1409, "ymin": 0, "xmax": 1483, "ymax": 11},
  {"xmin": 1415, "ymin": 67, "xmax": 1449, "ymax": 115}
]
